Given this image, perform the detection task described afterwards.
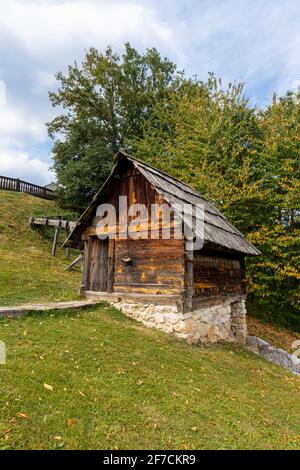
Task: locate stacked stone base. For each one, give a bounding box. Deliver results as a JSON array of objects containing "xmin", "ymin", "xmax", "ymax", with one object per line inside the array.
[{"xmin": 85, "ymin": 291, "xmax": 247, "ymax": 345}]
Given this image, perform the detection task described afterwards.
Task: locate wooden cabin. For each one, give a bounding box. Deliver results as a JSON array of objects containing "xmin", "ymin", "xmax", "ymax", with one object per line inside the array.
[{"xmin": 64, "ymin": 151, "xmax": 260, "ymax": 344}]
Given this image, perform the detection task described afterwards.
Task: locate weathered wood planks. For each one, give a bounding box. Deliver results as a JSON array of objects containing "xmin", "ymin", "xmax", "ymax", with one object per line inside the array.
[
  {"xmin": 193, "ymin": 248, "xmax": 245, "ymax": 297},
  {"xmin": 29, "ymin": 217, "xmax": 77, "ymax": 231},
  {"xmin": 76, "ymin": 159, "xmax": 248, "ymax": 307}
]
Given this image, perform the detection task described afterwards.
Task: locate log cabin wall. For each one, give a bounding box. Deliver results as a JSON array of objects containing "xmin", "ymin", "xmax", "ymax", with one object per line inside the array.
[
  {"xmin": 113, "ymin": 238, "xmax": 184, "ymax": 295},
  {"xmin": 69, "ymin": 152, "xmax": 258, "ymax": 345},
  {"xmin": 193, "ymin": 248, "xmax": 246, "ymax": 299},
  {"xmin": 82, "ymin": 161, "xmax": 185, "ymax": 295},
  {"xmin": 192, "ymin": 248, "xmax": 246, "ymax": 303}
]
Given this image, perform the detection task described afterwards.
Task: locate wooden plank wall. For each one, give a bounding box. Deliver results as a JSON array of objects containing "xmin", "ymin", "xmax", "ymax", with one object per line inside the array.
[
  {"xmin": 83, "ymin": 162, "xmax": 185, "ymax": 295},
  {"xmin": 193, "ymin": 248, "xmax": 246, "ymax": 298},
  {"xmin": 113, "ymin": 238, "xmax": 184, "ymax": 295}
]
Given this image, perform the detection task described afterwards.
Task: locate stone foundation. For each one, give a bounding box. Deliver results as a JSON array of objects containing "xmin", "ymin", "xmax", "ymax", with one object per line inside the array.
[{"xmin": 85, "ymin": 291, "xmax": 247, "ymax": 344}]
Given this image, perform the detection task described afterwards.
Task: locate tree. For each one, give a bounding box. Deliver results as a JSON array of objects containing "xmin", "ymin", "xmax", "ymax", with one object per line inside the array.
[
  {"xmin": 246, "ymin": 91, "xmax": 300, "ymax": 328},
  {"xmin": 132, "ymin": 76, "xmax": 300, "ymax": 330},
  {"xmin": 47, "ymin": 43, "xmax": 179, "ymax": 208},
  {"xmin": 132, "ymin": 74, "xmax": 268, "ymax": 233}
]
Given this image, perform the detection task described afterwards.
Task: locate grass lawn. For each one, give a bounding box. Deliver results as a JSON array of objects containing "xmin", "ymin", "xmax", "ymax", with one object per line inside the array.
[
  {"xmin": 0, "ymin": 190, "xmax": 81, "ymax": 306},
  {"xmin": 0, "ymin": 305, "xmax": 299, "ymax": 450}
]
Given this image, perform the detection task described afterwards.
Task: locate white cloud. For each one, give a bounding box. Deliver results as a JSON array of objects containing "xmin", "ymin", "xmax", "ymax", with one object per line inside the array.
[
  {"xmin": 0, "ymin": 104, "xmax": 46, "ymax": 147},
  {"xmin": 291, "ymin": 79, "xmax": 300, "ymax": 90},
  {"xmin": 0, "ymin": 0, "xmax": 179, "ymax": 185},
  {"xmin": 0, "ymin": 147, "xmax": 54, "ymax": 185},
  {"xmin": 0, "ymin": 80, "xmax": 6, "ymax": 105},
  {"xmin": 0, "ymin": 1, "xmax": 176, "ymax": 63},
  {"xmin": 170, "ymin": 0, "xmax": 300, "ymax": 100},
  {"xmin": 1, "ymin": 0, "xmax": 300, "ymax": 186}
]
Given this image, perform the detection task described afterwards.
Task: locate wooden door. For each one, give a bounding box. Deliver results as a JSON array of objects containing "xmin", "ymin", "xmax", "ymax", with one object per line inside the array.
[{"xmin": 89, "ymin": 238, "xmax": 109, "ymax": 292}]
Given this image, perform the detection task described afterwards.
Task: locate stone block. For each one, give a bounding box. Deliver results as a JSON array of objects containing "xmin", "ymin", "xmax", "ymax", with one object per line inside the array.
[
  {"xmin": 166, "ymin": 313, "xmax": 180, "ymax": 324},
  {"xmin": 183, "ymin": 320, "xmax": 193, "ymax": 334},
  {"xmin": 246, "ymin": 335, "xmax": 258, "ymax": 349},
  {"xmin": 196, "ymin": 323, "xmax": 210, "ymax": 338},
  {"xmin": 174, "ymin": 321, "xmax": 186, "ymax": 333},
  {"xmin": 154, "ymin": 313, "xmax": 165, "ymax": 324},
  {"xmin": 207, "ymin": 324, "xmax": 217, "ymax": 342}
]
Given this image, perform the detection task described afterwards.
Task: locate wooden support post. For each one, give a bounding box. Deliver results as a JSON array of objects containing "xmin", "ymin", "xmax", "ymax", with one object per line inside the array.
[
  {"xmin": 107, "ymin": 238, "xmax": 115, "ymax": 293},
  {"xmin": 184, "ymin": 243, "xmax": 194, "ymax": 312},
  {"xmin": 82, "ymin": 238, "xmax": 91, "ymax": 292},
  {"xmin": 51, "ymin": 218, "xmax": 62, "ymax": 257},
  {"xmin": 65, "ymin": 224, "xmax": 70, "ymax": 259},
  {"xmin": 64, "ymin": 253, "xmax": 82, "ymax": 271}
]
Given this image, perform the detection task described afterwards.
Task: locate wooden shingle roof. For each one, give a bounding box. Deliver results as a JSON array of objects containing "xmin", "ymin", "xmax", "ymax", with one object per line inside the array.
[{"xmin": 63, "ymin": 150, "xmax": 261, "ymax": 256}]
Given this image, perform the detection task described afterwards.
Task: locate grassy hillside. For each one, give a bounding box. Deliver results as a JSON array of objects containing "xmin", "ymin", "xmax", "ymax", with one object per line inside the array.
[
  {"xmin": 0, "ymin": 189, "xmax": 298, "ymax": 350},
  {"xmin": 0, "ymin": 190, "xmax": 81, "ymax": 306},
  {"xmin": 0, "ymin": 305, "xmax": 299, "ymax": 450},
  {"xmin": 0, "ymin": 190, "xmax": 299, "ymax": 450}
]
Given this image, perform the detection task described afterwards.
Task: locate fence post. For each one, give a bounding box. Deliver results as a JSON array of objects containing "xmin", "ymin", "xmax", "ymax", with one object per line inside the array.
[
  {"xmin": 51, "ymin": 218, "xmax": 62, "ymax": 257},
  {"xmin": 16, "ymin": 179, "xmax": 20, "ymax": 191}
]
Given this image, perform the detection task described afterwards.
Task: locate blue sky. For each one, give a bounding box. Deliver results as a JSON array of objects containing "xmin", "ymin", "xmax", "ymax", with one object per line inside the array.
[{"xmin": 0, "ymin": 0, "xmax": 300, "ymax": 185}]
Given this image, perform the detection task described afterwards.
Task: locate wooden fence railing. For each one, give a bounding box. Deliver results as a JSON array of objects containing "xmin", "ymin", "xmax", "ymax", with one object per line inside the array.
[
  {"xmin": 29, "ymin": 217, "xmax": 77, "ymax": 257},
  {"xmin": 0, "ymin": 175, "xmax": 55, "ymax": 200}
]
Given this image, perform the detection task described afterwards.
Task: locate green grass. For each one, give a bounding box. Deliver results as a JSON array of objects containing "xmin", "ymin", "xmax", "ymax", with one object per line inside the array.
[
  {"xmin": 0, "ymin": 190, "xmax": 81, "ymax": 305},
  {"xmin": 0, "ymin": 189, "xmax": 299, "ymax": 450},
  {"xmin": 0, "ymin": 305, "xmax": 299, "ymax": 450}
]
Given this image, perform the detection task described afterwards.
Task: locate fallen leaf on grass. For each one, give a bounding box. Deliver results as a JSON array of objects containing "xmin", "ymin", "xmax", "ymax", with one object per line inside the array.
[
  {"xmin": 136, "ymin": 380, "xmax": 144, "ymax": 386},
  {"xmin": 44, "ymin": 383, "xmax": 53, "ymax": 391},
  {"xmin": 3, "ymin": 428, "xmax": 12, "ymax": 435},
  {"xmin": 66, "ymin": 419, "xmax": 75, "ymax": 428},
  {"xmin": 16, "ymin": 412, "xmax": 27, "ymax": 419},
  {"xmin": 78, "ymin": 390, "xmax": 86, "ymax": 397}
]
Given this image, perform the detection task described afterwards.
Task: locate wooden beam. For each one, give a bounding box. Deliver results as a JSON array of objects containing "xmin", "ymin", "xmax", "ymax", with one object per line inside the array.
[
  {"xmin": 64, "ymin": 254, "xmax": 82, "ymax": 271},
  {"xmin": 29, "ymin": 217, "xmax": 76, "ymax": 231},
  {"xmin": 107, "ymin": 239, "xmax": 115, "ymax": 293},
  {"xmin": 82, "ymin": 238, "xmax": 92, "ymax": 291},
  {"xmin": 51, "ymin": 219, "xmax": 62, "ymax": 256},
  {"xmin": 184, "ymin": 244, "xmax": 194, "ymax": 312}
]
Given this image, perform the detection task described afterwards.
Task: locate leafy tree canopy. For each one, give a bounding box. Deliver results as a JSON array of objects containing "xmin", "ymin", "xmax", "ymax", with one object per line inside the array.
[
  {"xmin": 48, "ymin": 45, "xmax": 299, "ymax": 329},
  {"xmin": 132, "ymin": 78, "xmax": 300, "ymax": 329},
  {"xmin": 48, "ymin": 43, "xmax": 180, "ymax": 208}
]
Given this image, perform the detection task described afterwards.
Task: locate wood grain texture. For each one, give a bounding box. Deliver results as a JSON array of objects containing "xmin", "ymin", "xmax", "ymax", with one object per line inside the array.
[
  {"xmin": 80, "ymin": 161, "xmax": 247, "ymax": 302},
  {"xmin": 193, "ymin": 248, "xmax": 246, "ymax": 298},
  {"xmin": 113, "ymin": 238, "xmax": 184, "ymax": 295}
]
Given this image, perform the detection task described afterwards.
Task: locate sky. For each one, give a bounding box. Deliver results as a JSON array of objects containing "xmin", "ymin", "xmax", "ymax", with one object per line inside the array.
[{"xmin": 0, "ymin": 0, "xmax": 300, "ymax": 186}]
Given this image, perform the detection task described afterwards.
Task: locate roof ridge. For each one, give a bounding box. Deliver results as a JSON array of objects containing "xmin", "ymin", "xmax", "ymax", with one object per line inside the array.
[
  {"xmin": 117, "ymin": 150, "xmax": 225, "ymax": 219},
  {"xmin": 64, "ymin": 149, "xmax": 261, "ymax": 256}
]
